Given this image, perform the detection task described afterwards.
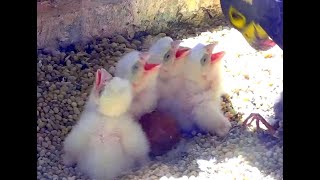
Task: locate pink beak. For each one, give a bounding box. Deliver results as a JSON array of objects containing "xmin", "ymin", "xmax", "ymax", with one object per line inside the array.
[
  {"xmin": 96, "ymin": 70, "xmax": 102, "ymax": 87},
  {"xmin": 94, "ymin": 68, "xmax": 112, "ymax": 96},
  {"xmin": 175, "ymin": 47, "xmax": 190, "ymax": 60},
  {"xmin": 144, "ymin": 63, "xmax": 160, "ymax": 71},
  {"xmin": 211, "ymin": 51, "xmax": 225, "ymax": 63}
]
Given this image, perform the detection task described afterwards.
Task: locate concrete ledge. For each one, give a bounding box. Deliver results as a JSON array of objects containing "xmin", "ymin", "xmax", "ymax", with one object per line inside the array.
[{"xmin": 37, "ymin": 0, "xmax": 223, "ymax": 49}]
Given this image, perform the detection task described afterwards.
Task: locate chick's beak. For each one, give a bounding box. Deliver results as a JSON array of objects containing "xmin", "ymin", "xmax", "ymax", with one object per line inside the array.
[
  {"xmin": 175, "ymin": 47, "xmax": 190, "ymax": 60},
  {"xmin": 144, "ymin": 63, "xmax": 160, "ymax": 71},
  {"xmin": 211, "ymin": 51, "xmax": 225, "ymax": 63}
]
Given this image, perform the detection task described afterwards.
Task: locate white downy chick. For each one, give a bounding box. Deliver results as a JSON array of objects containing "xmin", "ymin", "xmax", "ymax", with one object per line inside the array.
[
  {"xmin": 63, "ymin": 68, "xmax": 113, "ymax": 166},
  {"xmin": 147, "ymin": 37, "xmax": 191, "ymax": 114},
  {"xmin": 177, "ymin": 43, "xmax": 231, "ymax": 137},
  {"xmin": 63, "ymin": 68, "xmax": 150, "ymax": 180},
  {"xmin": 115, "ymin": 50, "xmax": 160, "ymax": 119}
]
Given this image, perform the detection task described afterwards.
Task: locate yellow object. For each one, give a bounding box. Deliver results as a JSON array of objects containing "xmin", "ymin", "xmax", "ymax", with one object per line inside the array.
[
  {"xmin": 229, "ymin": 6, "xmax": 246, "ymax": 29},
  {"xmin": 242, "ymin": 22, "xmax": 269, "ymax": 43},
  {"xmin": 228, "ymin": 6, "xmax": 269, "ymax": 46}
]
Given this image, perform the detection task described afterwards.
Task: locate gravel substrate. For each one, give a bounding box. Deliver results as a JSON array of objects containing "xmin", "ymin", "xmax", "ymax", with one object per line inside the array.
[{"xmin": 37, "ymin": 21, "xmax": 283, "ymax": 180}]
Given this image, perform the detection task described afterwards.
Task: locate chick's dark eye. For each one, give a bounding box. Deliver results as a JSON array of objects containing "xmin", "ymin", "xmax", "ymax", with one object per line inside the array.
[
  {"xmin": 132, "ymin": 63, "xmax": 139, "ymax": 72},
  {"xmin": 163, "ymin": 51, "xmax": 171, "ymax": 61},
  {"xmin": 200, "ymin": 56, "xmax": 208, "ymax": 65}
]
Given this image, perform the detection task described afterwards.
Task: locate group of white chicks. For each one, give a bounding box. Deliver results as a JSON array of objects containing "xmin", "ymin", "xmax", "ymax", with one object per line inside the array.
[{"xmin": 62, "ymin": 37, "xmax": 232, "ymax": 180}]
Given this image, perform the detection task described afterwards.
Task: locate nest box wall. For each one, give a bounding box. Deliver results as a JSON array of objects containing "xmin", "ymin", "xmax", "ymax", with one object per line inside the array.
[{"xmin": 37, "ymin": 0, "xmax": 223, "ymax": 49}]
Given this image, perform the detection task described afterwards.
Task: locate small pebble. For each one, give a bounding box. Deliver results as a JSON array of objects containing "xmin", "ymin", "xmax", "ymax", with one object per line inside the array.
[{"xmin": 71, "ymin": 102, "xmax": 77, "ymax": 107}]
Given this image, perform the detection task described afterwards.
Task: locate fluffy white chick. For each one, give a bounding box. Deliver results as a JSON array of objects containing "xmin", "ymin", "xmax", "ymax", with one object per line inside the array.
[
  {"xmin": 147, "ymin": 37, "xmax": 191, "ymax": 114},
  {"xmin": 115, "ymin": 50, "xmax": 160, "ymax": 119},
  {"xmin": 63, "ymin": 68, "xmax": 150, "ymax": 180},
  {"xmin": 177, "ymin": 43, "xmax": 231, "ymax": 137},
  {"xmin": 63, "ymin": 68, "xmax": 113, "ymax": 166}
]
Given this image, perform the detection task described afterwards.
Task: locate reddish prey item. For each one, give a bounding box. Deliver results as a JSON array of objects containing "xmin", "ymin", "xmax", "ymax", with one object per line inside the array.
[{"xmin": 139, "ymin": 110, "xmax": 181, "ymax": 156}]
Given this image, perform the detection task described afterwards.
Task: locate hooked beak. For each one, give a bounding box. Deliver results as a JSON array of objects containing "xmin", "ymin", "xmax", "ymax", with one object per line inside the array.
[
  {"xmin": 242, "ymin": 22, "xmax": 276, "ymax": 51},
  {"xmin": 251, "ymin": 38, "xmax": 276, "ymax": 51}
]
